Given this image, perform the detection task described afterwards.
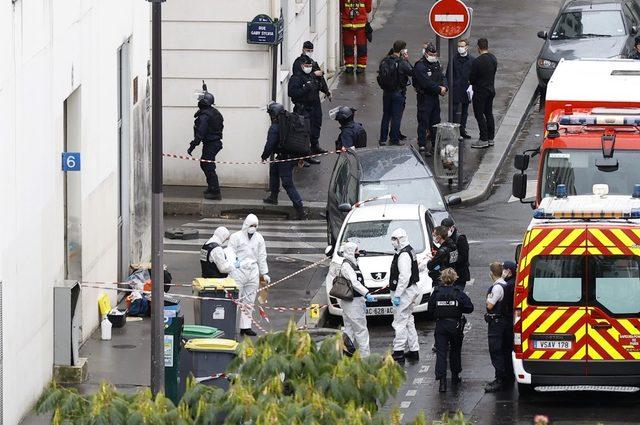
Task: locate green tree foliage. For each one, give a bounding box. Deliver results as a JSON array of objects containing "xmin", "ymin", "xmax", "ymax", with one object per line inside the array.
[{"xmin": 35, "ymin": 321, "xmax": 468, "ymax": 424}]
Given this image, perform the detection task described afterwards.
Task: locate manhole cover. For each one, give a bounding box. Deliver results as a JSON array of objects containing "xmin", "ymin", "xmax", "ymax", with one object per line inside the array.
[{"xmin": 113, "ymin": 344, "xmax": 136, "ymax": 350}]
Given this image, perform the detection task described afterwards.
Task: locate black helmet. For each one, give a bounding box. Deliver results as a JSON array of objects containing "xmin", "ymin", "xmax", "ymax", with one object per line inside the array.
[
  {"xmin": 331, "ymin": 106, "xmax": 356, "ymax": 122},
  {"xmin": 266, "ymin": 101, "xmax": 285, "ymax": 117},
  {"xmin": 199, "ymin": 91, "xmax": 215, "ymax": 107}
]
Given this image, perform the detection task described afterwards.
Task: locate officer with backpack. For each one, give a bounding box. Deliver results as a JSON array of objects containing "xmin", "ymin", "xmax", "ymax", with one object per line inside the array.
[
  {"xmin": 378, "ymin": 40, "xmax": 413, "ymax": 146},
  {"xmin": 484, "ymin": 261, "xmax": 515, "ymax": 392},
  {"xmin": 288, "ymin": 57, "xmax": 328, "ymax": 165},
  {"xmin": 261, "ymin": 102, "xmax": 308, "ymax": 220},
  {"xmin": 187, "ymin": 82, "xmax": 224, "ymax": 200},
  {"xmin": 428, "ymin": 268, "xmax": 474, "ymax": 392},
  {"xmin": 330, "ymin": 106, "xmax": 367, "ymax": 149},
  {"xmin": 413, "ymin": 42, "xmax": 447, "ymax": 156}
]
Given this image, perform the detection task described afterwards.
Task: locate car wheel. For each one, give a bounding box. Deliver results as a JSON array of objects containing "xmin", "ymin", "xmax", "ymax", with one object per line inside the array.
[
  {"xmin": 517, "ymin": 383, "xmax": 535, "ymax": 398},
  {"xmin": 324, "ymin": 311, "xmax": 343, "ymax": 328}
]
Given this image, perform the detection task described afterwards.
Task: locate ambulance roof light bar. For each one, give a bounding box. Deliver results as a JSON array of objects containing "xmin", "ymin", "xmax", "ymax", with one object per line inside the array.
[{"xmin": 557, "ymin": 115, "xmax": 640, "ymax": 126}]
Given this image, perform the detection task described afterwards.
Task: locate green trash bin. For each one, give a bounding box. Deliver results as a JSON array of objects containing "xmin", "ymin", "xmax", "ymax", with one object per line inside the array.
[
  {"xmin": 182, "ymin": 324, "xmax": 224, "ymax": 341},
  {"xmin": 164, "ymin": 313, "xmax": 184, "ymax": 405},
  {"xmin": 178, "ymin": 338, "xmax": 238, "ymax": 397}
]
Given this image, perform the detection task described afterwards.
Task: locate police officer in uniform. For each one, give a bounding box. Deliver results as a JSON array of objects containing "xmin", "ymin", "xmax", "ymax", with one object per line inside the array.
[
  {"xmin": 188, "ymin": 82, "xmax": 224, "ymax": 200},
  {"xmin": 330, "ymin": 106, "xmax": 367, "ymax": 149},
  {"xmin": 389, "ymin": 228, "xmax": 421, "ymax": 364},
  {"xmin": 200, "ymin": 226, "xmax": 235, "ymax": 278},
  {"xmin": 427, "ymin": 225, "xmax": 458, "ymax": 284},
  {"xmin": 261, "ymin": 102, "xmax": 307, "ymax": 220},
  {"xmin": 441, "ymin": 218, "xmax": 470, "ymax": 288},
  {"xmin": 427, "ymin": 268, "xmax": 474, "ymax": 392},
  {"xmin": 413, "ymin": 42, "xmax": 447, "ymax": 156}
]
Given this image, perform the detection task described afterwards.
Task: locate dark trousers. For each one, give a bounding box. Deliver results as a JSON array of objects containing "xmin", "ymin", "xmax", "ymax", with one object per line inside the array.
[
  {"xmin": 268, "ymin": 161, "xmax": 303, "ymax": 207},
  {"xmin": 380, "ymin": 90, "xmax": 405, "ymax": 144},
  {"xmin": 488, "ymin": 317, "xmax": 512, "ymax": 380},
  {"xmin": 294, "ymin": 103, "xmax": 322, "ymax": 150},
  {"xmin": 434, "ymin": 318, "xmax": 464, "ymax": 380},
  {"xmin": 417, "ymin": 94, "xmax": 441, "ymax": 148},
  {"xmin": 453, "ymin": 102, "xmax": 470, "ymax": 134},
  {"xmin": 200, "ymin": 142, "xmax": 222, "ymax": 194},
  {"xmin": 473, "ymin": 90, "xmax": 495, "ymax": 141}
]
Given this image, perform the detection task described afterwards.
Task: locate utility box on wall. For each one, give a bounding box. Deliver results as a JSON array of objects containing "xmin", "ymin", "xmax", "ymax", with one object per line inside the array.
[{"xmin": 53, "ymin": 280, "xmax": 88, "ymax": 383}]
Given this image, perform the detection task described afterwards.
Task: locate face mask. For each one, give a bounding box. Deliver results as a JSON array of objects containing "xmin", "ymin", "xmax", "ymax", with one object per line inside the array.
[
  {"xmin": 247, "ymin": 227, "xmax": 257, "ymax": 235},
  {"xmin": 303, "ymin": 67, "xmax": 312, "ymax": 74},
  {"xmin": 447, "ymin": 228, "xmax": 454, "ymax": 238},
  {"xmin": 458, "ymin": 46, "xmax": 468, "ymax": 56},
  {"xmin": 304, "ymin": 51, "xmax": 313, "ymax": 59},
  {"xmin": 433, "ymin": 239, "xmax": 441, "ymax": 248},
  {"xmin": 502, "ymin": 269, "xmax": 511, "ymax": 279},
  {"xmin": 427, "ymin": 55, "xmax": 438, "ymax": 63}
]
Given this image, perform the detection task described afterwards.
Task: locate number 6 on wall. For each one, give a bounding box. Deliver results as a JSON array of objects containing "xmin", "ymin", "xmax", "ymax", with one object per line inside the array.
[{"xmin": 62, "ymin": 152, "xmax": 81, "ymax": 171}]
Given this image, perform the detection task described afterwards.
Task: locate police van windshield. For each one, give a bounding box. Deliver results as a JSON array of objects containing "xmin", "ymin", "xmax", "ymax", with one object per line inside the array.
[
  {"xmin": 541, "ymin": 149, "xmax": 640, "ymax": 199},
  {"xmin": 340, "ymin": 220, "xmax": 425, "ymax": 256},
  {"xmin": 550, "ymin": 10, "xmax": 625, "ymax": 39},
  {"xmin": 361, "ymin": 178, "xmax": 445, "ymax": 210}
]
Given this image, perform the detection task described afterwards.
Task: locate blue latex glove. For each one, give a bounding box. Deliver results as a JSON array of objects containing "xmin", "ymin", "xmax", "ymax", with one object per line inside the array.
[
  {"xmin": 234, "ymin": 258, "xmax": 241, "ymax": 269},
  {"xmin": 365, "ymin": 293, "xmax": 376, "ymax": 303},
  {"xmin": 392, "ymin": 296, "xmax": 401, "ymax": 307}
]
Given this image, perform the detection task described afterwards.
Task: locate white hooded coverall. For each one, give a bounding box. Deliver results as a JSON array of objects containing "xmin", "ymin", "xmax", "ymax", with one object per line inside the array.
[
  {"xmin": 204, "ymin": 227, "xmax": 235, "ymax": 275},
  {"xmin": 338, "ymin": 242, "xmax": 370, "ymax": 357},
  {"xmin": 229, "ymin": 214, "xmax": 268, "ymax": 330},
  {"xmin": 391, "ymin": 228, "xmax": 420, "ymax": 353}
]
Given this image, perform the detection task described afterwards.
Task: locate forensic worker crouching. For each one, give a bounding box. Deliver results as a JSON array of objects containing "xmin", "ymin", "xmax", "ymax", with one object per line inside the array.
[{"xmin": 427, "ymin": 268, "xmax": 474, "ymax": 393}]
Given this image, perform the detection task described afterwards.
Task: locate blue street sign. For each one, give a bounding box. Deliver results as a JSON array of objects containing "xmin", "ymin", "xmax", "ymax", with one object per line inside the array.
[
  {"xmin": 247, "ymin": 14, "xmax": 282, "ymax": 45},
  {"xmin": 62, "ymin": 152, "xmax": 81, "ymax": 171}
]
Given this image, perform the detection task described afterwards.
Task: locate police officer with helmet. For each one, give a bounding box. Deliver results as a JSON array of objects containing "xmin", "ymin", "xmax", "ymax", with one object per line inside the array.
[
  {"xmin": 188, "ymin": 82, "xmax": 224, "ymax": 200},
  {"xmin": 261, "ymin": 102, "xmax": 307, "ymax": 220},
  {"xmin": 427, "ymin": 268, "xmax": 474, "ymax": 392},
  {"xmin": 427, "ymin": 225, "xmax": 458, "ymax": 285},
  {"xmin": 330, "ymin": 106, "xmax": 367, "ymax": 149},
  {"xmin": 200, "ymin": 226, "xmax": 236, "ymax": 278},
  {"xmin": 441, "ymin": 218, "xmax": 470, "ymax": 288}
]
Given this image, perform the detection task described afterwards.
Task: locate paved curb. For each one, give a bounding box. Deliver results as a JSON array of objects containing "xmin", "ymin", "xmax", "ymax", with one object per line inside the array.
[
  {"xmin": 457, "ymin": 62, "xmax": 539, "ymax": 205},
  {"xmin": 164, "ymin": 197, "xmax": 326, "ymax": 219},
  {"xmin": 297, "ymin": 281, "xmax": 329, "ymax": 329}
]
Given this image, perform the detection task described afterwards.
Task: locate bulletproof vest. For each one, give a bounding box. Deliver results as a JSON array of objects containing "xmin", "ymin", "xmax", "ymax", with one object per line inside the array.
[
  {"xmin": 426, "ymin": 61, "xmax": 445, "ymax": 86},
  {"xmin": 200, "ymin": 241, "xmax": 227, "ymax": 278},
  {"xmin": 486, "ymin": 281, "xmax": 508, "ymax": 315},
  {"xmin": 343, "ymin": 258, "xmax": 365, "ymax": 297},
  {"xmin": 194, "ymin": 107, "xmax": 223, "ymax": 142},
  {"xmin": 433, "ymin": 286, "xmax": 463, "ymax": 319},
  {"xmin": 389, "ymin": 245, "xmax": 420, "ymax": 291}
]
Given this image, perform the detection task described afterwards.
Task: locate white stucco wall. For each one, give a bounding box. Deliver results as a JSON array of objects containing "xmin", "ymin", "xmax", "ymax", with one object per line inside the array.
[
  {"xmin": 0, "ymin": 1, "xmax": 150, "ymax": 423},
  {"xmin": 162, "ymin": 0, "xmax": 340, "ymax": 187}
]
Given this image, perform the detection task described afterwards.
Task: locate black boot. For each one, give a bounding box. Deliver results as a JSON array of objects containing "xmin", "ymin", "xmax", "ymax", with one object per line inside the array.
[
  {"xmin": 294, "ymin": 205, "xmax": 308, "ymax": 221},
  {"xmin": 345, "ymin": 67, "xmax": 354, "ymax": 74},
  {"xmin": 204, "ymin": 190, "xmax": 221, "ymax": 200},
  {"xmin": 392, "ymin": 350, "xmax": 405, "ymax": 364},
  {"xmin": 263, "ymin": 193, "xmax": 278, "ymax": 205},
  {"xmin": 439, "ymin": 379, "xmax": 447, "ymax": 393},
  {"xmin": 311, "ymin": 146, "xmax": 328, "ymax": 155},
  {"xmin": 452, "ymin": 374, "xmax": 462, "ymax": 385},
  {"xmin": 355, "ymin": 67, "xmax": 364, "ymax": 74},
  {"xmin": 305, "ymin": 158, "xmax": 321, "ymax": 165},
  {"xmin": 240, "ymin": 329, "xmax": 257, "ymax": 337},
  {"xmin": 405, "ymin": 350, "xmax": 419, "ymax": 362},
  {"xmin": 484, "ymin": 378, "xmax": 504, "ymax": 393}
]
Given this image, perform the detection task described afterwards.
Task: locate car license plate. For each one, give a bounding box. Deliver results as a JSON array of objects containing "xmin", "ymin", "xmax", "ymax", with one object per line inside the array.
[
  {"xmin": 533, "ymin": 340, "xmax": 572, "ymax": 350},
  {"xmin": 366, "ymin": 306, "xmax": 394, "ymax": 316}
]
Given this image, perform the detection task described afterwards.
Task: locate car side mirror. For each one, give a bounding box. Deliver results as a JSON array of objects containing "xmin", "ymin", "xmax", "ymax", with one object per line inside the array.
[
  {"xmin": 631, "ymin": 26, "xmax": 638, "ymax": 35},
  {"xmin": 515, "ymin": 243, "xmax": 522, "ymax": 263},
  {"xmin": 595, "ymin": 157, "xmax": 619, "ymax": 172},
  {"xmin": 325, "ymin": 245, "xmax": 334, "ymax": 257},
  {"xmin": 446, "ymin": 196, "xmax": 462, "ymax": 206},
  {"xmin": 338, "ymin": 203, "xmax": 352, "ymax": 213},
  {"xmin": 537, "ymin": 31, "xmax": 548, "ymax": 39},
  {"xmin": 514, "ymin": 154, "xmax": 530, "ymax": 171},
  {"xmin": 512, "ymin": 173, "xmax": 528, "ymax": 199}
]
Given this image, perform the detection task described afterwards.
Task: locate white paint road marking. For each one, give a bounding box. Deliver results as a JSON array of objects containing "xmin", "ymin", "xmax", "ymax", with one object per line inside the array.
[
  {"xmin": 412, "ymin": 377, "xmax": 426, "ymax": 385},
  {"xmin": 406, "ymin": 389, "xmax": 417, "ymax": 397},
  {"xmin": 419, "ymin": 365, "xmax": 430, "ymax": 374},
  {"xmin": 400, "ymin": 401, "xmax": 411, "ymax": 409}
]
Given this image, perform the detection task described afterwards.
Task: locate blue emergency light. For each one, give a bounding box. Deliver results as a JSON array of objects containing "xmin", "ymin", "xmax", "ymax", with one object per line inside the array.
[
  {"xmin": 633, "ymin": 184, "xmax": 640, "ymax": 199},
  {"xmin": 555, "ymin": 184, "xmax": 568, "ymax": 198}
]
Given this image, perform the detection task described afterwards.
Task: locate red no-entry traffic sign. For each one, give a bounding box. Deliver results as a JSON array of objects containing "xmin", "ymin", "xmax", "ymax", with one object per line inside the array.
[{"xmin": 429, "ymin": 0, "xmax": 470, "ymax": 39}]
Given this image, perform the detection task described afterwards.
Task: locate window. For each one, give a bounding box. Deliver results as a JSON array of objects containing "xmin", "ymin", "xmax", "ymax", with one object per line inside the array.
[
  {"xmin": 309, "ymin": 0, "xmax": 316, "ymax": 32},
  {"xmin": 591, "ymin": 256, "xmax": 640, "ymax": 316},
  {"xmin": 623, "ymin": 4, "xmax": 638, "ymax": 27},
  {"xmin": 550, "ymin": 10, "xmax": 625, "ymax": 39},
  {"xmin": 530, "ymin": 256, "xmax": 584, "ymax": 304},
  {"xmin": 361, "ymin": 177, "xmax": 445, "ymax": 210},
  {"xmin": 333, "ymin": 157, "xmax": 350, "ymax": 202},
  {"xmin": 346, "ymin": 175, "xmax": 358, "ymax": 206}
]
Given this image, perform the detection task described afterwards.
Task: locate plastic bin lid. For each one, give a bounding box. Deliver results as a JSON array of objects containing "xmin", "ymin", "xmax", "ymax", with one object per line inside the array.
[
  {"xmin": 184, "ymin": 338, "xmax": 238, "ymax": 352},
  {"xmin": 183, "ymin": 325, "xmax": 222, "ymax": 338},
  {"xmin": 193, "ymin": 277, "xmax": 238, "ymax": 290}
]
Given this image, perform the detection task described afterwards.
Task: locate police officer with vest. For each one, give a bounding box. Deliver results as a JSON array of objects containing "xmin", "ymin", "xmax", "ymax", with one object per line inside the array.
[
  {"xmin": 200, "ymin": 226, "xmax": 236, "ymax": 278},
  {"xmin": 330, "ymin": 106, "xmax": 367, "ymax": 149},
  {"xmin": 261, "ymin": 102, "xmax": 307, "ymax": 220},
  {"xmin": 484, "ymin": 261, "xmax": 515, "ymax": 392},
  {"xmin": 427, "ymin": 225, "xmax": 458, "ymax": 285},
  {"xmin": 389, "ymin": 228, "xmax": 421, "ymax": 364},
  {"xmin": 288, "ymin": 57, "xmax": 328, "ymax": 165},
  {"xmin": 413, "ymin": 42, "xmax": 447, "ymax": 156},
  {"xmin": 427, "ymin": 268, "xmax": 474, "ymax": 392},
  {"xmin": 188, "ymin": 82, "xmax": 224, "ymax": 200},
  {"xmin": 441, "ymin": 218, "xmax": 470, "ymax": 288}
]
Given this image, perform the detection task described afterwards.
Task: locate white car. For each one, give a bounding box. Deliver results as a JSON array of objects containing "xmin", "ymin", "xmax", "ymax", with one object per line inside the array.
[{"xmin": 324, "ymin": 203, "xmax": 435, "ymax": 318}]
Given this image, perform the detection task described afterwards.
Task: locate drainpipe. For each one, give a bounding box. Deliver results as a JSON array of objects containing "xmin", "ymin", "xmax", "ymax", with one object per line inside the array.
[{"xmin": 327, "ymin": 0, "xmax": 338, "ymax": 75}]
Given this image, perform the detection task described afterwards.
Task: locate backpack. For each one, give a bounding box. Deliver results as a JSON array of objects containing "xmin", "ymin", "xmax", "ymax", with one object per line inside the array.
[
  {"xmin": 377, "ymin": 56, "xmax": 399, "ymax": 91},
  {"xmin": 278, "ymin": 111, "xmax": 311, "ymax": 156},
  {"xmin": 354, "ymin": 123, "xmax": 367, "ymax": 148}
]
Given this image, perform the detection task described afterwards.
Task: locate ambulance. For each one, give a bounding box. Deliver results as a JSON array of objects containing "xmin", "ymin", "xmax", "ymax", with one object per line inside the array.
[
  {"xmin": 512, "ymin": 59, "xmax": 640, "ymax": 207},
  {"xmin": 513, "ymin": 184, "xmax": 640, "ymax": 395}
]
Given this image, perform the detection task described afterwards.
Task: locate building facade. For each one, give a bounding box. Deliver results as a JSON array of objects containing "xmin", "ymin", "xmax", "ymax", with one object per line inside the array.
[
  {"xmin": 161, "ymin": 0, "xmax": 341, "ymax": 187},
  {"xmin": 0, "ymin": 1, "xmax": 150, "ymax": 423}
]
